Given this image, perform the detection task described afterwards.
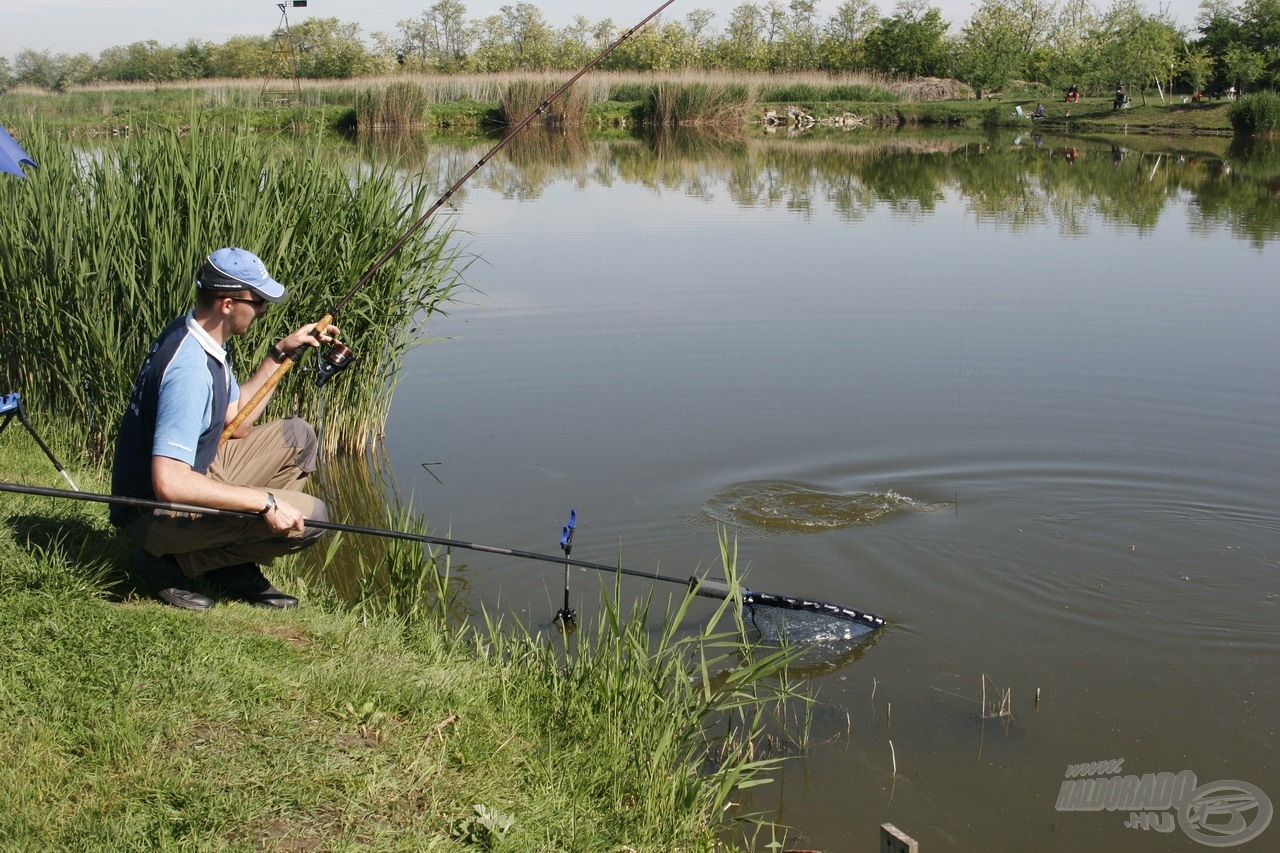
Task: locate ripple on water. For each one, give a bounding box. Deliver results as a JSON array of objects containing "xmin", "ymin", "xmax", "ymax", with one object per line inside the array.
[{"xmin": 699, "ymin": 480, "xmax": 948, "ymax": 535}]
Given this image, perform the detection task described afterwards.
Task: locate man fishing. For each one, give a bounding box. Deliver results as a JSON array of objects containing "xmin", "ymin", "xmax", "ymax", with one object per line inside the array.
[{"xmin": 110, "ymin": 247, "xmax": 336, "ymax": 611}]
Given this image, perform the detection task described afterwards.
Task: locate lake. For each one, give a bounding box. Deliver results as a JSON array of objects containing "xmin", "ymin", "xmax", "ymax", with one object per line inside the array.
[{"xmin": 366, "ymin": 127, "xmax": 1279, "ymax": 851}]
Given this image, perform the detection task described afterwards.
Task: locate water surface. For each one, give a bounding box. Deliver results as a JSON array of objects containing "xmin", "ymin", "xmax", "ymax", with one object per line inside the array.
[{"xmin": 375, "ymin": 130, "xmax": 1279, "ymax": 851}]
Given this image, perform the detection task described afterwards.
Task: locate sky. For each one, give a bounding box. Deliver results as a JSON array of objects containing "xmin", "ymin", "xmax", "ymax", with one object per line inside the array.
[{"xmin": 1, "ymin": 0, "xmax": 1206, "ymax": 61}]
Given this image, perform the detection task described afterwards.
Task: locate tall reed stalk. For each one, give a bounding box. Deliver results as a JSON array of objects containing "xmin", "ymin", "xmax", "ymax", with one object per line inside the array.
[{"xmin": 0, "ymin": 120, "xmax": 458, "ymax": 460}]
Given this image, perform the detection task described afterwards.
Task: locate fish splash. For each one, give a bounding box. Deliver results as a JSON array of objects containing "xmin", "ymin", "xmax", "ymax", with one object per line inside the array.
[{"xmin": 701, "ymin": 480, "xmax": 945, "ymax": 534}]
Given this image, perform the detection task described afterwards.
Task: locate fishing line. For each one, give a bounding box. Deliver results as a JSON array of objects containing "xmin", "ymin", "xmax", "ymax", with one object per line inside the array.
[
  {"xmin": 0, "ymin": 480, "xmax": 885, "ymax": 639},
  {"xmin": 221, "ymin": 0, "xmax": 682, "ymax": 442}
]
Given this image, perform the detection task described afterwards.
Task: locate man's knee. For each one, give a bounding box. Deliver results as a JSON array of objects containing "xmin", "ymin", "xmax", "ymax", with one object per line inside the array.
[
  {"xmin": 301, "ymin": 497, "xmax": 329, "ymax": 545},
  {"xmin": 281, "ymin": 417, "xmax": 319, "ymax": 474}
]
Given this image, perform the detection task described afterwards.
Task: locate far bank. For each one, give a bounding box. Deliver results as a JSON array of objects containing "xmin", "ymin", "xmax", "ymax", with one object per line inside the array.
[{"xmin": 2, "ymin": 71, "xmax": 1247, "ymax": 138}]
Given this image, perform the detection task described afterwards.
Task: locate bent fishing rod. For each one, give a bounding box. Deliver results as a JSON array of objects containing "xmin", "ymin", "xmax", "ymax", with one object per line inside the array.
[
  {"xmin": 0, "ymin": 480, "xmax": 885, "ymax": 629},
  {"xmin": 222, "ymin": 0, "xmax": 682, "ymax": 443}
]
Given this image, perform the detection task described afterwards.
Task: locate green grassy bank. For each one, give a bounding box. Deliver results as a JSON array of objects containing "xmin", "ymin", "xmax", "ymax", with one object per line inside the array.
[{"xmin": 0, "ymin": 435, "xmax": 801, "ymax": 851}]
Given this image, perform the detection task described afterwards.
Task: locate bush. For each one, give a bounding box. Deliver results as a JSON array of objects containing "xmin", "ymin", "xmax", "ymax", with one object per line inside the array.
[{"xmin": 1228, "ymin": 91, "xmax": 1280, "ymax": 135}]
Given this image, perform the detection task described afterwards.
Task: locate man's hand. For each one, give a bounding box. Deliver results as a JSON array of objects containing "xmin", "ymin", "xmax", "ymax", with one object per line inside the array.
[
  {"xmin": 276, "ymin": 322, "xmax": 342, "ymax": 359},
  {"xmin": 262, "ymin": 494, "xmax": 306, "ymax": 533}
]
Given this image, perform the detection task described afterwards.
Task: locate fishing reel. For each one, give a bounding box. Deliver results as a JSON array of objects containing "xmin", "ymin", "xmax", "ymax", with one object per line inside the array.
[{"xmin": 315, "ymin": 341, "xmax": 355, "ymax": 387}]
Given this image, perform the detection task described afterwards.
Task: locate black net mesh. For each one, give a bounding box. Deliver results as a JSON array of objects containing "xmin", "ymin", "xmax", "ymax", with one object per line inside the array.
[{"xmin": 742, "ymin": 591, "xmax": 884, "ymax": 645}]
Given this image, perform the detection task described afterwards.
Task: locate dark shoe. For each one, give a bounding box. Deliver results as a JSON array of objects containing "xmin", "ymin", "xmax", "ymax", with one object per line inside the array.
[
  {"xmin": 132, "ymin": 548, "xmax": 214, "ymax": 611},
  {"xmin": 206, "ymin": 563, "xmax": 298, "ymax": 609}
]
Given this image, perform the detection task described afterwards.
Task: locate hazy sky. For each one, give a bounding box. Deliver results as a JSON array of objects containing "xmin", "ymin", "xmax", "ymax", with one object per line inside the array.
[{"xmin": 2, "ymin": 0, "xmax": 1206, "ymax": 61}]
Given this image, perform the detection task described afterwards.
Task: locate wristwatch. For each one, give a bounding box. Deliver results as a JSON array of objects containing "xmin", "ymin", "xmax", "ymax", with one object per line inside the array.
[{"xmin": 259, "ymin": 492, "xmax": 276, "ymax": 517}]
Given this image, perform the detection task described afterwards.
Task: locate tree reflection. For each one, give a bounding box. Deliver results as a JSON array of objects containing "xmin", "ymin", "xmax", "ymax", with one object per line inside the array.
[{"xmin": 365, "ymin": 128, "xmax": 1280, "ymax": 245}]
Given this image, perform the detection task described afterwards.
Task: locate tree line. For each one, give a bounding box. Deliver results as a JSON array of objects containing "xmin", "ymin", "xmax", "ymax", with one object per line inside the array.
[{"xmin": 3, "ymin": 0, "xmax": 1278, "ymax": 100}]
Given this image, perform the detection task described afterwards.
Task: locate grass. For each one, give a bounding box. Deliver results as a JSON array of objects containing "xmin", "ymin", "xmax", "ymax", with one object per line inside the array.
[
  {"xmin": 0, "ymin": 432, "xmax": 806, "ymax": 850},
  {"xmin": 1012, "ymin": 97, "xmax": 1236, "ymax": 134}
]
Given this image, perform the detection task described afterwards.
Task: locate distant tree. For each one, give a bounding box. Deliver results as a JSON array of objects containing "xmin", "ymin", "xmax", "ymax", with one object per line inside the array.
[
  {"xmin": 821, "ymin": 0, "xmax": 881, "ymax": 70},
  {"xmin": 775, "ymin": 0, "xmax": 822, "ymax": 70},
  {"xmin": 506, "ymin": 2, "xmax": 557, "ymax": 69},
  {"xmin": 556, "ymin": 15, "xmax": 596, "ymax": 68},
  {"xmin": 207, "ymin": 36, "xmax": 271, "ymax": 78},
  {"xmin": 609, "ymin": 18, "xmax": 687, "ymax": 70},
  {"xmin": 174, "ymin": 40, "xmax": 214, "ymax": 80},
  {"xmin": 11, "ymin": 49, "xmax": 96, "ymax": 90},
  {"xmin": 1223, "ymin": 41, "xmax": 1268, "ymax": 88},
  {"xmin": 432, "ymin": 0, "xmax": 473, "ymax": 69},
  {"xmin": 396, "ymin": 0, "xmax": 470, "ymax": 71},
  {"xmin": 1238, "ymin": 0, "xmax": 1280, "ymax": 86},
  {"xmin": 712, "ymin": 3, "xmax": 770, "ymax": 69},
  {"xmin": 1182, "ymin": 45, "xmax": 1216, "ymax": 91},
  {"xmin": 686, "ymin": 8, "xmax": 717, "ymax": 56},
  {"xmin": 396, "ymin": 13, "xmax": 438, "ymax": 70},
  {"xmin": 863, "ymin": 0, "xmax": 950, "ymax": 76},
  {"xmin": 290, "ymin": 17, "xmax": 386, "ymax": 78},
  {"xmin": 470, "ymin": 3, "xmax": 556, "ymax": 70},
  {"xmin": 662, "ymin": 19, "xmax": 704, "ymax": 68},
  {"xmin": 592, "ymin": 18, "xmax": 618, "ymax": 50},
  {"xmin": 98, "ymin": 41, "xmax": 184, "ymax": 83},
  {"xmin": 957, "ymin": 0, "xmax": 1042, "ymax": 94},
  {"xmin": 1046, "ymin": 0, "xmax": 1100, "ymax": 90},
  {"xmin": 1089, "ymin": 1, "xmax": 1183, "ymax": 102}
]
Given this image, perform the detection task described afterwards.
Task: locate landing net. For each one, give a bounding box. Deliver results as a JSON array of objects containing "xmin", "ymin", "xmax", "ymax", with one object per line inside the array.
[{"xmin": 742, "ymin": 590, "xmax": 884, "ymax": 645}]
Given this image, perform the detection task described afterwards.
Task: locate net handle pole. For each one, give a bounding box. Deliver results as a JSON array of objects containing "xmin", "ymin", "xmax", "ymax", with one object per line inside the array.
[
  {"xmin": 692, "ymin": 578, "xmax": 734, "ymax": 599},
  {"xmin": 0, "ymin": 481, "xmax": 885, "ymax": 626},
  {"xmin": 0, "ymin": 480, "xmax": 698, "ymax": 587}
]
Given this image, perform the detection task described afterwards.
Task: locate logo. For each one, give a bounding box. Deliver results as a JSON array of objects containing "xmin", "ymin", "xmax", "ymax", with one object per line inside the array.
[{"xmin": 1055, "ymin": 759, "xmax": 1272, "ymax": 847}]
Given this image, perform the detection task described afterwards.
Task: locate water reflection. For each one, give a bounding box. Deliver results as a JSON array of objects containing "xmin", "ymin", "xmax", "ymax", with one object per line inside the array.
[
  {"xmin": 301, "ymin": 449, "xmax": 471, "ymax": 623},
  {"xmin": 360, "ymin": 128, "xmax": 1280, "ymax": 245}
]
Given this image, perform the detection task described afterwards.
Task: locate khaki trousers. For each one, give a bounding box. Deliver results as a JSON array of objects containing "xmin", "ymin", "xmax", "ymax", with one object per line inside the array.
[{"xmin": 122, "ymin": 417, "xmax": 329, "ymax": 578}]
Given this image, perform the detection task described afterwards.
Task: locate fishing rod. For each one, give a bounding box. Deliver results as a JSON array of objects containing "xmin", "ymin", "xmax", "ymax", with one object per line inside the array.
[
  {"xmin": 0, "ymin": 480, "xmax": 885, "ymax": 630},
  {"xmin": 221, "ymin": 0, "xmax": 682, "ymax": 443}
]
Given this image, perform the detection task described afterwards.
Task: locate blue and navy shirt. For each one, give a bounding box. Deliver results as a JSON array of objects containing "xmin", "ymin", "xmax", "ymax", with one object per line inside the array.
[{"xmin": 110, "ymin": 313, "xmax": 240, "ymax": 526}]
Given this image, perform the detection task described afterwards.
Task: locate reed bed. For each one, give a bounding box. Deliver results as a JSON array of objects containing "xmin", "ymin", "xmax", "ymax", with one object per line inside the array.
[
  {"xmin": 498, "ymin": 79, "xmax": 590, "ymax": 126},
  {"xmin": 354, "ymin": 80, "xmax": 432, "ymax": 130},
  {"xmin": 20, "ymin": 69, "xmax": 912, "ymax": 115},
  {"xmin": 645, "ymin": 80, "xmax": 756, "ymax": 126},
  {"xmin": 0, "ymin": 120, "xmax": 459, "ymax": 461}
]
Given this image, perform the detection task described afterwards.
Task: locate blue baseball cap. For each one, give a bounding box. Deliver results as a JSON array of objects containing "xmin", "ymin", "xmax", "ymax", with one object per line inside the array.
[{"xmin": 196, "ymin": 247, "xmax": 287, "ymax": 303}]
